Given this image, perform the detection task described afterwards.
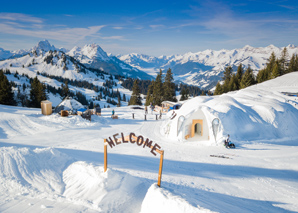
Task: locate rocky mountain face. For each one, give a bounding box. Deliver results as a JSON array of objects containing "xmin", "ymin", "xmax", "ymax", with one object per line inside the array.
[{"xmin": 118, "ymin": 45, "xmax": 298, "ymax": 89}]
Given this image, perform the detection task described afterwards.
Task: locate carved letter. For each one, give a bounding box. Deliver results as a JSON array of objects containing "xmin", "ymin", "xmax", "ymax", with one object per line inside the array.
[
  {"xmin": 143, "ymin": 138, "xmax": 153, "ymax": 148},
  {"xmin": 130, "ymin": 132, "xmax": 136, "ymax": 143},
  {"xmin": 151, "ymin": 143, "xmax": 161, "ymax": 156},
  {"xmin": 121, "ymin": 132, "xmax": 128, "ymax": 143},
  {"xmin": 136, "ymin": 135, "xmax": 144, "ymax": 146},
  {"xmin": 113, "ymin": 133, "xmax": 121, "ymax": 145},
  {"xmin": 106, "ymin": 137, "xmax": 115, "ymax": 148}
]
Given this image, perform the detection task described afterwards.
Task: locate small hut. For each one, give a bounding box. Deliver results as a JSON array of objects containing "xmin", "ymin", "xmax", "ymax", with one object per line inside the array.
[
  {"xmin": 41, "ymin": 100, "xmax": 52, "ymax": 115},
  {"xmin": 54, "ymin": 97, "xmax": 85, "ymax": 115},
  {"xmin": 161, "ymin": 101, "xmax": 182, "ymax": 112}
]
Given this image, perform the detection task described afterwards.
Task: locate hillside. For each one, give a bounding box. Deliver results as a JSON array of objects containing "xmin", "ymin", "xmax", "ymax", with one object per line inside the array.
[
  {"xmin": 118, "ymin": 45, "xmax": 298, "ymax": 89},
  {"xmin": 0, "ymin": 73, "xmax": 297, "ymax": 212},
  {"xmin": 0, "ymin": 41, "xmax": 141, "ymax": 107}
]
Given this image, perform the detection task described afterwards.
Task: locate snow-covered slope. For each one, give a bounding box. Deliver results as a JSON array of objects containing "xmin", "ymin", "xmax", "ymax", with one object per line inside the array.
[
  {"xmin": 119, "ymin": 44, "xmax": 298, "ymax": 89},
  {"xmin": 0, "ymin": 40, "xmax": 67, "ymax": 61},
  {"xmin": 0, "ymin": 40, "xmax": 153, "ymax": 80},
  {"xmin": 0, "ymin": 81, "xmax": 298, "ymax": 212},
  {"xmin": 162, "ymin": 72, "xmax": 298, "ymax": 143},
  {"xmin": 67, "ymin": 43, "xmax": 153, "ymax": 79},
  {"xmin": 68, "ymin": 44, "xmax": 110, "ymax": 63},
  {"xmin": 0, "ymin": 40, "xmax": 141, "ymax": 108}
]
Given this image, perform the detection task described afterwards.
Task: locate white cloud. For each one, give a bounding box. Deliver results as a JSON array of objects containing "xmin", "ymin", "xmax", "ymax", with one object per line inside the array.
[
  {"xmin": 113, "ymin": 26, "xmax": 124, "ymax": 30},
  {"xmin": 100, "ymin": 35, "xmax": 126, "ymax": 40},
  {"xmin": 0, "ymin": 13, "xmax": 43, "ymax": 23},
  {"xmin": 0, "ymin": 23, "xmax": 105, "ymax": 43},
  {"xmin": 149, "ymin": 24, "xmax": 164, "ymax": 29}
]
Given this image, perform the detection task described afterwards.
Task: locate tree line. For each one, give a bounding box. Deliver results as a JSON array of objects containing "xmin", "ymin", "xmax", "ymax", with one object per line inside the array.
[
  {"xmin": 214, "ymin": 47, "xmax": 298, "ymax": 95},
  {"xmin": 128, "ymin": 68, "xmax": 178, "ymax": 106}
]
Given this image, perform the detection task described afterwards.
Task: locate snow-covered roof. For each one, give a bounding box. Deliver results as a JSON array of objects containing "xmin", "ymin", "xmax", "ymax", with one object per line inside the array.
[{"xmin": 54, "ymin": 97, "xmax": 85, "ymax": 113}]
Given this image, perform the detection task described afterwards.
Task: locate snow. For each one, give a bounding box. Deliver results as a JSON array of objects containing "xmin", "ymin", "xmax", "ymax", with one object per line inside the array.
[
  {"xmin": 119, "ymin": 44, "xmax": 298, "ymax": 88},
  {"xmin": 68, "ymin": 44, "xmax": 110, "ymax": 64},
  {"xmin": 1, "ymin": 73, "xmax": 298, "ymax": 212},
  {"xmin": 162, "ymin": 72, "xmax": 298, "ymax": 144}
]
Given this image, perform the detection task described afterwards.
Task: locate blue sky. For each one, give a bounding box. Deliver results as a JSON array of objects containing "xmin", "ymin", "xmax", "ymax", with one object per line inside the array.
[{"xmin": 0, "ymin": 0, "xmax": 298, "ymax": 56}]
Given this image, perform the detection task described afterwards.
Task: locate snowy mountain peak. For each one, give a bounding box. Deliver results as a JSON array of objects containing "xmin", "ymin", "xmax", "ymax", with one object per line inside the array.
[
  {"xmin": 33, "ymin": 40, "xmax": 56, "ymax": 53},
  {"xmin": 243, "ymin": 45, "xmax": 253, "ymax": 50},
  {"xmin": 82, "ymin": 43, "xmax": 110, "ymax": 61},
  {"xmin": 0, "ymin": 47, "xmax": 12, "ymax": 60},
  {"xmin": 287, "ymin": 44, "xmax": 296, "ymax": 48},
  {"xmin": 68, "ymin": 43, "xmax": 110, "ymax": 62}
]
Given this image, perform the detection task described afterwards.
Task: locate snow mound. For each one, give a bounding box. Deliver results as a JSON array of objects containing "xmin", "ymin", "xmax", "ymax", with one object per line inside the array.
[
  {"xmin": 0, "ymin": 112, "xmax": 55, "ymax": 139},
  {"xmin": 163, "ymin": 72, "xmax": 298, "ymax": 143},
  {"xmin": 140, "ymin": 184, "xmax": 216, "ymax": 213},
  {"xmin": 63, "ymin": 162, "xmax": 147, "ymax": 212},
  {"xmin": 0, "ymin": 147, "xmax": 71, "ymax": 194},
  {"xmin": 0, "ymin": 146, "xmax": 148, "ymax": 212},
  {"xmin": 54, "ymin": 97, "xmax": 85, "ymax": 113}
]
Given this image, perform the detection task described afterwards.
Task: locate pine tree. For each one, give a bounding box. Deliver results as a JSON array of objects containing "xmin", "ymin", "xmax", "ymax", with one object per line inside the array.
[
  {"xmin": 145, "ymin": 81, "xmax": 154, "ymax": 106},
  {"xmin": 214, "ymin": 82, "xmax": 223, "ymax": 95},
  {"xmin": 180, "ymin": 88, "xmax": 187, "ymax": 101},
  {"xmin": 179, "ymin": 85, "xmax": 189, "ymax": 101},
  {"xmin": 235, "ymin": 63, "xmax": 244, "ymax": 89},
  {"xmin": 61, "ymin": 81, "xmax": 69, "ymax": 99},
  {"xmin": 29, "ymin": 76, "xmax": 47, "ymax": 108},
  {"xmin": 89, "ymin": 101, "xmax": 94, "ymax": 109},
  {"xmin": 256, "ymin": 68, "xmax": 267, "ymax": 83},
  {"xmin": 279, "ymin": 47, "xmax": 288, "ymax": 74},
  {"xmin": 152, "ymin": 69, "xmax": 164, "ymax": 105},
  {"xmin": 223, "ymin": 66, "xmax": 233, "ymax": 82},
  {"xmin": 129, "ymin": 79, "xmax": 142, "ymax": 105},
  {"xmin": 288, "ymin": 54, "xmax": 298, "ymax": 73},
  {"xmin": 222, "ymin": 66, "xmax": 233, "ymax": 93},
  {"xmin": 266, "ymin": 52, "xmax": 276, "ymax": 77},
  {"xmin": 240, "ymin": 66, "xmax": 255, "ymax": 89},
  {"xmin": 0, "ymin": 70, "xmax": 16, "ymax": 105},
  {"xmin": 117, "ymin": 95, "xmax": 121, "ymax": 107},
  {"xmin": 163, "ymin": 68, "xmax": 176, "ymax": 102},
  {"xmin": 271, "ymin": 61, "xmax": 282, "ymax": 78},
  {"xmin": 229, "ymin": 74, "xmax": 238, "ymax": 91}
]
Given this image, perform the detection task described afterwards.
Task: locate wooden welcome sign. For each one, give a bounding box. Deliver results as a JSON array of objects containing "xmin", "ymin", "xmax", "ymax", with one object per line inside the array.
[{"xmin": 104, "ymin": 132, "xmax": 164, "ymax": 187}]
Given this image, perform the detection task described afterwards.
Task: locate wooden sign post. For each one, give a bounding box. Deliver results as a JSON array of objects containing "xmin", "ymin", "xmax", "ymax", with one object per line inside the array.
[
  {"xmin": 103, "ymin": 132, "xmax": 164, "ymax": 187},
  {"xmin": 157, "ymin": 150, "xmax": 164, "ymax": 187},
  {"xmin": 104, "ymin": 139, "xmax": 108, "ymax": 172}
]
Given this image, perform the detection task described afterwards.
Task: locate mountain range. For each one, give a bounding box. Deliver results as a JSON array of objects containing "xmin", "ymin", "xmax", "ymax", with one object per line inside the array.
[
  {"xmin": 1, "ymin": 40, "xmax": 298, "ymax": 89},
  {"xmin": 117, "ymin": 44, "xmax": 298, "ymax": 89},
  {"xmin": 0, "ymin": 40, "xmax": 153, "ymax": 80}
]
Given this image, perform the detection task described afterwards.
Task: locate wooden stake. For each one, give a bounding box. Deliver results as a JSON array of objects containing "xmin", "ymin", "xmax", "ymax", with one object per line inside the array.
[
  {"xmin": 104, "ymin": 139, "xmax": 107, "ymax": 172},
  {"xmin": 157, "ymin": 150, "xmax": 164, "ymax": 187}
]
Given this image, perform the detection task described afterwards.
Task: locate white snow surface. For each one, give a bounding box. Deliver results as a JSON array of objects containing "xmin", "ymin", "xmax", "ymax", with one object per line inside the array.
[
  {"xmin": 0, "ymin": 73, "xmax": 298, "ymax": 212},
  {"xmin": 119, "ymin": 44, "xmax": 298, "ymax": 88},
  {"xmin": 162, "ymin": 72, "xmax": 298, "ymax": 143},
  {"xmin": 56, "ymin": 98, "xmax": 85, "ymax": 112},
  {"xmin": 68, "ymin": 44, "xmax": 110, "ymax": 64}
]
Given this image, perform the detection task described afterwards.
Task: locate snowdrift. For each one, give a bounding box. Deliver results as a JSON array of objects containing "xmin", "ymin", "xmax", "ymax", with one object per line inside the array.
[
  {"xmin": 140, "ymin": 184, "xmax": 216, "ymax": 213},
  {"xmin": 162, "ymin": 72, "xmax": 298, "ymax": 144},
  {"xmin": 63, "ymin": 162, "xmax": 147, "ymax": 212},
  {"xmin": 0, "ymin": 147, "xmax": 71, "ymax": 194},
  {"xmin": 0, "ymin": 146, "xmax": 149, "ymax": 212}
]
